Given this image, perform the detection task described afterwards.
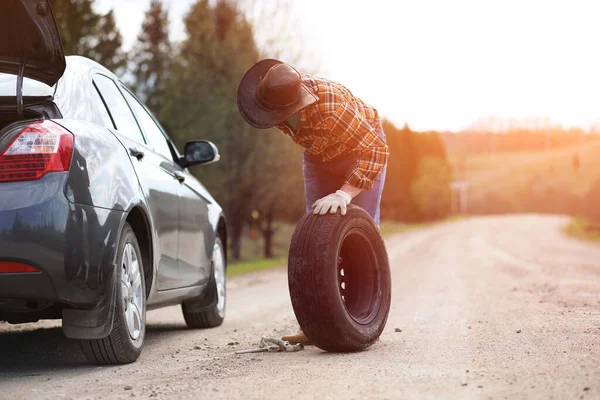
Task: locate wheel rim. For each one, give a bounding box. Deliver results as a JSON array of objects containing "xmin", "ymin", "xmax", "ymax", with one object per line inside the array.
[
  {"xmin": 213, "ymin": 241, "xmax": 226, "ymax": 318},
  {"xmin": 337, "ymin": 228, "xmax": 380, "ymax": 325},
  {"xmin": 121, "ymin": 243, "xmax": 143, "ymax": 340}
]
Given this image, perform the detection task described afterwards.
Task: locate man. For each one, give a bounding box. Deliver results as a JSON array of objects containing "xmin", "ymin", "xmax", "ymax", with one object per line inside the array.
[{"xmin": 237, "ymin": 59, "xmax": 389, "ymax": 343}]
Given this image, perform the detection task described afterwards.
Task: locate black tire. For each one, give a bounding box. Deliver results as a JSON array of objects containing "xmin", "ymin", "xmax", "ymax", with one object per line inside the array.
[
  {"xmin": 80, "ymin": 222, "xmax": 146, "ymax": 364},
  {"xmin": 182, "ymin": 238, "xmax": 226, "ymax": 328},
  {"xmin": 288, "ymin": 205, "xmax": 391, "ymax": 352}
]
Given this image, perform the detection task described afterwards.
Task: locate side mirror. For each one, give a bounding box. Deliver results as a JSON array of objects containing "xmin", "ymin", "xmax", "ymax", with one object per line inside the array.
[{"xmin": 180, "ymin": 141, "xmax": 220, "ymax": 168}]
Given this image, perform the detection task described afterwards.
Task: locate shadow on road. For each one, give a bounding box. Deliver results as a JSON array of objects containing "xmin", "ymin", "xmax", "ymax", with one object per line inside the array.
[{"xmin": 0, "ymin": 323, "xmax": 190, "ymax": 379}]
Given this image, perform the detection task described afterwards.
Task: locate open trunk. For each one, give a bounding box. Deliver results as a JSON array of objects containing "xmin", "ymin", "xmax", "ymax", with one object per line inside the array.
[
  {"xmin": 0, "ymin": 99, "xmax": 61, "ymax": 133},
  {"xmin": 0, "ymin": 0, "xmax": 65, "ymax": 135}
]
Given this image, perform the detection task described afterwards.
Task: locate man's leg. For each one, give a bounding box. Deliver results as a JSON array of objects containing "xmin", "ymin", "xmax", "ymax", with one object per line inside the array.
[
  {"xmin": 303, "ymin": 152, "xmax": 339, "ymax": 212},
  {"xmin": 351, "ymin": 125, "xmax": 387, "ymax": 225},
  {"xmin": 351, "ymin": 163, "xmax": 386, "ymax": 225}
]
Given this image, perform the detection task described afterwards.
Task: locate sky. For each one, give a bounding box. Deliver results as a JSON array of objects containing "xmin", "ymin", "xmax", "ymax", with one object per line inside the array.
[{"xmin": 95, "ymin": 0, "xmax": 600, "ymax": 132}]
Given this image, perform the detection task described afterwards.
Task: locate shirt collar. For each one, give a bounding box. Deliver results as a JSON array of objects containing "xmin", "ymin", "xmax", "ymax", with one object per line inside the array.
[{"xmin": 277, "ymin": 107, "xmax": 307, "ymax": 137}]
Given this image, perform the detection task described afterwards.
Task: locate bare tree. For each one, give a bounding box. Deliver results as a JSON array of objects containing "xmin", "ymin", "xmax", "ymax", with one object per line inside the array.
[{"xmin": 239, "ymin": 0, "xmax": 322, "ymax": 73}]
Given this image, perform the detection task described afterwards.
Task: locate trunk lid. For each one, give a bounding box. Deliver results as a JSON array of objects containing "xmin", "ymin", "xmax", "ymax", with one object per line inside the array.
[{"xmin": 0, "ymin": 0, "xmax": 66, "ymax": 87}]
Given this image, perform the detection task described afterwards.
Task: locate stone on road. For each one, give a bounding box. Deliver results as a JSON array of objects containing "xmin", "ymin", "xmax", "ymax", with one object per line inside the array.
[{"xmin": 1, "ymin": 215, "xmax": 599, "ymax": 399}]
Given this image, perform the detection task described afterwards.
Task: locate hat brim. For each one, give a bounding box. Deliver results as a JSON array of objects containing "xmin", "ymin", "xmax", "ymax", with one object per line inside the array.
[{"xmin": 237, "ymin": 59, "xmax": 319, "ymax": 129}]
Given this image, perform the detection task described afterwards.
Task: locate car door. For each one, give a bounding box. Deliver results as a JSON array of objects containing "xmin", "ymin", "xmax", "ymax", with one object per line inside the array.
[
  {"xmin": 92, "ymin": 74, "xmax": 181, "ymax": 291},
  {"xmin": 118, "ymin": 87, "xmax": 212, "ymax": 287},
  {"xmin": 173, "ymin": 162, "xmax": 212, "ymax": 286}
]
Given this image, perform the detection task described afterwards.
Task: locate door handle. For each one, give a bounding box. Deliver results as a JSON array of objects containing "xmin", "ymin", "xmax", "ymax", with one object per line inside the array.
[
  {"xmin": 129, "ymin": 147, "xmax": 145, "ymax": 160},
  {"xmin": 174, "ymin": 171, "xmax": 186, "ymax": 183}
]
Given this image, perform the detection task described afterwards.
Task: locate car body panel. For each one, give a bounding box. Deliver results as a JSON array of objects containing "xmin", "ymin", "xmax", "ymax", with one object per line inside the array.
[
  {"xmin": 114, "ymin": 133, "xmax": 182, "ymax": 291},
  {"xmin": 53, "ymin": 57, "xmax": 116, "ymax": 126},
  {"xmin": 0, "ymin": 172, "xmax": 122, "ymax": 309},
  {"xmin": 177, "ymin": 177, "xmax": 211, "ymax": 286},
  {"xmin": 57, "ymin": 119, "xmax": 139, "ymax": 211}
]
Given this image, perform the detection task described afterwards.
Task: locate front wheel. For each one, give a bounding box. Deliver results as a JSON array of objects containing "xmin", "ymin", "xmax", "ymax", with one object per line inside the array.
[
  {"xmin": 182, "ymin": 237, "xmax": 226, "ymax": 328},
  {"xmin": 80, "ymin": 222, "xmax": 146, "ymax": 364}
]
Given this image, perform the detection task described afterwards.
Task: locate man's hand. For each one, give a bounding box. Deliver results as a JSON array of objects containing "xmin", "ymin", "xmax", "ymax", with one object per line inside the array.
[{"xmin": 311, "ymin": 190, "xmax": 352, "ymax": 215}]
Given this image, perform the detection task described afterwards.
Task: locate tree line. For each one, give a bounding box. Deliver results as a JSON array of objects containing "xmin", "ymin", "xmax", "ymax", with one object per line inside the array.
[{"xmin": 49, "ymin": 0, "xmax": 453, "ymax": 260}]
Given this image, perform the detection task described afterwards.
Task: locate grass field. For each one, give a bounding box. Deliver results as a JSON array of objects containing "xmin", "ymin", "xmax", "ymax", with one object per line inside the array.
[
  {"xmin": 227, "ymin": 219, "xmax": 424, "ymax": 277},
  {"xmin": 451, "ymin": 139, "xmax": 600, "ymax": 209}
]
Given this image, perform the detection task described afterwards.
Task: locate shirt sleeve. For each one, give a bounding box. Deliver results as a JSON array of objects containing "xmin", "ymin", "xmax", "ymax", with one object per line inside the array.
[
  {"xmin": 345, "ymin": 132, "xmax": 389, "ymax": 190},
  {"xmin": 324, "ymin": 103, "xmax": 389, "ymax": 190}
]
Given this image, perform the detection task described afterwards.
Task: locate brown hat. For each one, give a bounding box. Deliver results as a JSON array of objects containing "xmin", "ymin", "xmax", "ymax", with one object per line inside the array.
[{"xmin": 237, "ymin": 59, "xmax": 319, "ymax": 129}]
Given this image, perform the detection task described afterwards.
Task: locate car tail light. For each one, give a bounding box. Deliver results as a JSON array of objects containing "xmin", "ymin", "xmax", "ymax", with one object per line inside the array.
[
  {"xmin": 0, "ymin": 121, "xmax": 73, "ymax": 183},
  {"xmin": 0, "ymin": 261, "xmax": 40, "ymax": 273}
]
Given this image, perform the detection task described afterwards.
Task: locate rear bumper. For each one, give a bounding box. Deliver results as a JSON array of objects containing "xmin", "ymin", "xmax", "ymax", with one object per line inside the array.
[{"xmin": 0, "ymin": 172, "xmax": 124, "ymax": 309}]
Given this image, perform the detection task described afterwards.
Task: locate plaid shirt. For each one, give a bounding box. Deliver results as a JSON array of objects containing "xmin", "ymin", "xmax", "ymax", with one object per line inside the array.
[{"xmin": 276, "ymin": 74, "xmax": 389, "ymax": 190}]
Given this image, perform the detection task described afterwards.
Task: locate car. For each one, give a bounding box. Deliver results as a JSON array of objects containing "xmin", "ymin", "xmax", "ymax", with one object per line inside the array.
[{"xmin": 0, "ymin": 0, "xmax": 227, "ymax": 364}]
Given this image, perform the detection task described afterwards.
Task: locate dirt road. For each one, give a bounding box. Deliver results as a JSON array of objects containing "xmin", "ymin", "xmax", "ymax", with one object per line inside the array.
[{"xmin": 1, "ymin": 215, "xmax": 599, "ymax": 399}]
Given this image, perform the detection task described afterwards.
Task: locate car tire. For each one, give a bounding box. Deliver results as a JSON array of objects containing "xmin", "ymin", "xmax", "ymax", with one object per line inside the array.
[
  {"xmin": 288, "ymin": 205, "xmax": 391, "ymax": 352},
  {"xmin": 182, "ymin": 237, "xmax": 226, "ymax": 328},
  {"xmin": 80, "ymin": 222, "xmax": 146, "ymax": 364}
]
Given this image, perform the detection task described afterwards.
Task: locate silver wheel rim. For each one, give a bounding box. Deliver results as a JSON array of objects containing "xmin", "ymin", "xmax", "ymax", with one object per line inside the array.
[
  {"xmin": 213, "ymin": 242, "xmax": 226, "ymax": 318},
  {"xmin": 121, "ymin": 243, "xmax": 143, "ymax": 340}
]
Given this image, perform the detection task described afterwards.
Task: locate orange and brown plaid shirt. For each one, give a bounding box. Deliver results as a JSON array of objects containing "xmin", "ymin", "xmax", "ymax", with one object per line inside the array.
[{"xmin": 276, "ymin": 74, "xmax": 389, "ymax": 190}]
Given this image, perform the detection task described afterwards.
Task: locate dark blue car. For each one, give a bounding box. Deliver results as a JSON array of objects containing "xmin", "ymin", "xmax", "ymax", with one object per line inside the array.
[{"xmin": 0, "ymin": 0, "xmax": 227, "ymax": 364}]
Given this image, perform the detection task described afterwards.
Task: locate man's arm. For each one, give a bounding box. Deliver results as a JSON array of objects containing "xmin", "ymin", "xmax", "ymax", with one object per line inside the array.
[{"xmin": 312, "ymin": 125, "xmax": 389, "ymax": 216}]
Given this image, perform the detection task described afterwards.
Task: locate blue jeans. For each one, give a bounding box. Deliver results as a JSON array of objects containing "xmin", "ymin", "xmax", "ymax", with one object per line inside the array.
[{"xmin": 303, "ymin": 124, "xmax": 387, "ymax": 225}]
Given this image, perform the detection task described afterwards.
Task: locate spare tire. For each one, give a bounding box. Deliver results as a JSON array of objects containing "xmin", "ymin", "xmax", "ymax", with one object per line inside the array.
[{"xmin": 288, "ymin": 205, "xmax": 391, "ymax": 352}]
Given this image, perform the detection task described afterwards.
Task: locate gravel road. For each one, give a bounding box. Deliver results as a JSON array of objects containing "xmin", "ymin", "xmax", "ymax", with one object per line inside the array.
[{"xmin": 1, "ymin": 215, "xmax": 599, "ymax": 399}]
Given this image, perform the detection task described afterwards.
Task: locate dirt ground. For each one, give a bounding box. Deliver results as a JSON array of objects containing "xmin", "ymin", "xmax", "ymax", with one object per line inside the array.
[{"xmin": 1, "ymin": 215, "xmax": 599, "ymax": 400}]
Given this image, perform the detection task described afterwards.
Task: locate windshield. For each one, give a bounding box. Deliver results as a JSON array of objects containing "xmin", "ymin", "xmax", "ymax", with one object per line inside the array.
[{"xmin": 0, "ymin": 73, "xmax": 54, "ymax": 97}]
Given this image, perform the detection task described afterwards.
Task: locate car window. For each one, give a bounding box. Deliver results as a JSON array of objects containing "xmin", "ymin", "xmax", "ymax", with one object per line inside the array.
[
  {"xmin": 91, "ymin": 81, "xmax": 116, "ymax": 129},
  {"xmin": 92, "ymin": 74, "xmax": 145, "ymax": 144},
  {"xmin": 120, "ymin": 87, "xmax": 173, "ymax": 161},
  {"xmin": 167, "ymin": 139, "xmax": 181, "ymax": 162},
  {"xmin": 0, "ymin": 73, "xmax": 53, "ymax": 96}
]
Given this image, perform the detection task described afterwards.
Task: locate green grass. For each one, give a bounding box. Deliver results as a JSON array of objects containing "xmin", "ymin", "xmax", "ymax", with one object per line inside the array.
[
  {"xmin": 226, "ymin": 218, "xmax": 448, "ymax": 277},
  {"xmin": 563, "ymin": 217, "xmax": 600, "ymax": 242},
  {"xmin": 227, "ymin": 222, "xmax": 295, "ymax": 278},
  {"xmin": 227, "ymin": 257, "xmax": 288, "ymax": 277}
]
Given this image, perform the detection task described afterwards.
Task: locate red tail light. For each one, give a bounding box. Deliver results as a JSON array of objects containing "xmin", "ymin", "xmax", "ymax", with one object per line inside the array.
[
  {"xmin": 0, "ymin": 261, "xmax": 40, "ymax": 273},
  {"xmin": 0, "ymin": 121, "xmax": 73, "ymax": 183}
]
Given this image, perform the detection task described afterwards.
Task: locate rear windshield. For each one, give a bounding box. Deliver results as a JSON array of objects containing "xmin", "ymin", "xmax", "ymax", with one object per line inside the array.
[{"xmin": 0, "ymin": 73, "xmax": 54, "ymax": 97}]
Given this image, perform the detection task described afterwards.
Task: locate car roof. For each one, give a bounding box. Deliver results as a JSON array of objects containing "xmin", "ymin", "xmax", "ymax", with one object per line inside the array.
[{"xmin": 63, "ymin": 55, "xmax": 120, "ymax": 82}]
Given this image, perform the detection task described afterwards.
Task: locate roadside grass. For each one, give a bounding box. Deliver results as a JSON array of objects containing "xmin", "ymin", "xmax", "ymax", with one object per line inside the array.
[
  {"xmin": 227, "ymin": 257, "xmax": 288, "ymax": 278},
  {"xmin": 227, "ymin": 217, "xmax": 456, "ymax": 277},
  {"xmin": 227, "ymin": 222, "xmax": 295, "ymax": 278},
  {"xmin": 563, "ymin": 217, "xmax": 600, "ymax": 243}
]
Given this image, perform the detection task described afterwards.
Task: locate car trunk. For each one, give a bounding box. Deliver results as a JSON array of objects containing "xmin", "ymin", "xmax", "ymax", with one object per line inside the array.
[
  {"xmin": 0, "ymin": 96, "xmax": 61, "ymax": 132},
  {"xmin": 0, "ymin": 109, "xmax": 41, "ymax": 132},
  {"xmin": 0, "ymin": 0, "xmax": 65, "ymax": 139}
]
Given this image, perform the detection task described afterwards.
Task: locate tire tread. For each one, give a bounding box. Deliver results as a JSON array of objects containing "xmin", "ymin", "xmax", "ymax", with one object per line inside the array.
[{"xmin": 79, "ymin": 223, "xmax": 146, "ymax": 365}]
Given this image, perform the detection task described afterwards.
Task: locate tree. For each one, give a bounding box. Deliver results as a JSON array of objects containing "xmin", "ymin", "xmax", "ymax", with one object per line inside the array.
[
  {"xmin": 87, "ymin": 10, "xmax": 127, "ymax": 72},
  {"xmin": 51, "ymin": 0, "xmax": 100, "ymax": 55},
  {"xmin": 410, "ymin": 157, "xmax": 452, "ymax": 221},
  {"xmin": 130, "ymin": 0, "xmax": 171, "ymax": 114},
  {"xmin": 161, "ymin": 0, "xmax": 261, "ymax": 260},
  {"xmin": 380, "ymin": 121, "xmax": 420, "ymax": 221},
  {"xmin": 239, "ymin": 0, "xmax": 321, "ymax": 73},
  {"xmin": 237, "ymin": 0, "xmax": 319, "ymax": 258},
  {"xmin": 254, "ymin": 133, "xmax": 305, "ymax": 258},
  {"xmin": 51, "ymin": 0, "xmax": 126, "ymax": 73}
]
